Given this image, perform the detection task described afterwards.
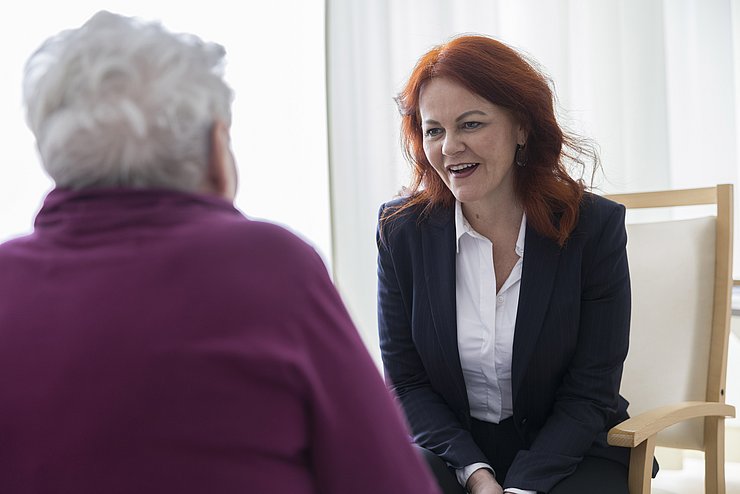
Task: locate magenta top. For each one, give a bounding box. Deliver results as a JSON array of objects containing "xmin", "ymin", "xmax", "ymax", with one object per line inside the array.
[{"xmin": 0, "ymin": 188, "xmax": 439, "ymax": 494}]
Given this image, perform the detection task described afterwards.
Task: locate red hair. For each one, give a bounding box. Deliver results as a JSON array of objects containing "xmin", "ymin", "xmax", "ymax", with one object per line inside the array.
[{"xmin": 389, "ymin": 35, "xmax": 594, "ymax": 246}]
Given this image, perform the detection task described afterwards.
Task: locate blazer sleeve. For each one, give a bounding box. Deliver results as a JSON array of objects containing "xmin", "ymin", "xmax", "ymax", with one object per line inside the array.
[
  {"xmin": 376, "ymin": 204, "xmax": 488, "ymax": 471},
  {"xmin": 504, "ymin": 203, "xmax": 631, "ymax": 492}
]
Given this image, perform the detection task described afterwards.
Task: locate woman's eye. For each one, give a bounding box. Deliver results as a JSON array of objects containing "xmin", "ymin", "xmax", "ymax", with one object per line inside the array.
[
  {"xmin": 424, "ymin": 128, "xmax": 443, "ymax": 138},
  {"xmin": 462, "ymin": 121, "xmax": 481, "ymax": 130}
]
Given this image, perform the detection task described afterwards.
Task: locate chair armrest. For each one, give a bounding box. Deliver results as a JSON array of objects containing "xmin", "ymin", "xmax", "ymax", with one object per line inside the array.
[{"xmin": 607, "ymin": 401, "xmax": 736, "ymax": 447}]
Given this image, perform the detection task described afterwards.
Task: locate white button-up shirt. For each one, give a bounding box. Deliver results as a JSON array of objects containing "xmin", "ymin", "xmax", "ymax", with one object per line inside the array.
[
  {"xmin": 453, "ymin": 201, "xmax": 534, "ymax": 494},
  {"xmin": 455, "ymin": 200, "xmax": 524, "ymax": 422}
]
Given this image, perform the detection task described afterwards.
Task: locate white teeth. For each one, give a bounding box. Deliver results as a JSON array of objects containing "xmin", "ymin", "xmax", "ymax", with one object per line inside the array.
[{"xmin": 449, "ymin": 163, "xmax": 477, "ymax": 172}]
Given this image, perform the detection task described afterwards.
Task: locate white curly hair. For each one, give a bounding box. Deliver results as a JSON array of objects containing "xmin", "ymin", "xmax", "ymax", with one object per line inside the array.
[{"xmin": 23, "ymin": 10, "xmax": 233, "ymax": 191}]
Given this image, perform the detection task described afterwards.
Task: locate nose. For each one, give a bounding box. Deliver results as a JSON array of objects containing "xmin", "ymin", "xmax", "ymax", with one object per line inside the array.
[{"xmin": 442, "ymin": 132, "xmax": 464, "ymax": 156}]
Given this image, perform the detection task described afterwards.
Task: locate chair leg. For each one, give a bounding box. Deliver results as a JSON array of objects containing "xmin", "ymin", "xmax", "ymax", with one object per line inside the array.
[
  {"xmin": 628, "ymin": 435, "xmax": 656, "ymax": 494},
  {"xmin": 705, "ymin": 416, "xmax": 727, "ymax": 494}
]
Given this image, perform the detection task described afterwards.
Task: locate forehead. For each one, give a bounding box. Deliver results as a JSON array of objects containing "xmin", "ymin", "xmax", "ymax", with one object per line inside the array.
[{"xmin": 418, "ymin": 77, "xmax": 495, "ymax": 119}]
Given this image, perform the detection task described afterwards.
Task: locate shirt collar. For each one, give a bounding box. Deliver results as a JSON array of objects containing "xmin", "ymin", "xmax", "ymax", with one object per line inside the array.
[{"xmin": 454, "ymin": 200, "xmax": 526, "ymax": 257}]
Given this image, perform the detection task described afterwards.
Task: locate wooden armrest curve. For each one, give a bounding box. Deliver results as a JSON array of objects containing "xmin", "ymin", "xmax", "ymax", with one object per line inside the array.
[{"xmin": 607, "ymin": 401, "xmax": 735, "ymax": 448}]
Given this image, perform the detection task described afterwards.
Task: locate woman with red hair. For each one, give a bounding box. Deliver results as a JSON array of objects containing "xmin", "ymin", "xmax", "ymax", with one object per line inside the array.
[{"xmin": 377, "ymin": 35, "xmax": 643, "ymax": 493}]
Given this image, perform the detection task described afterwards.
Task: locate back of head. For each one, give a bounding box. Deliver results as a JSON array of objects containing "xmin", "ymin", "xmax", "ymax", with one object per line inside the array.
[{"xmin": 23, "ymin": 11, "xmax": 233, "ymax": 191}]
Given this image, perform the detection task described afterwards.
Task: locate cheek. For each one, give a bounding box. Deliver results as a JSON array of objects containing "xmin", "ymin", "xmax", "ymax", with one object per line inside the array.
[
  {"xmin": 422, "ymin": 142, "xmax": 446, "ymax": 178},
  {"xmin": 427, "ymin": 156, "xmax": 448, "ymax": 183},
  {"xmin": 422, "ymin": 141, "xmax": 439, "ymax": 165}
]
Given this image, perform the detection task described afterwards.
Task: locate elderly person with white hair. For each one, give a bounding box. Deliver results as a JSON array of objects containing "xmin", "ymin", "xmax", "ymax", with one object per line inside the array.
[{"xmin": 0, "ymin": 11, "xmax": 440, "ymax": 494}]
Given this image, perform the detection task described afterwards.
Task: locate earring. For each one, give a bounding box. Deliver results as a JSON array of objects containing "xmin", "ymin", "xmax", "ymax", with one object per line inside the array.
[{"xmin": 515, "ymin": 143, "xmax": 527, "ymax": 167}]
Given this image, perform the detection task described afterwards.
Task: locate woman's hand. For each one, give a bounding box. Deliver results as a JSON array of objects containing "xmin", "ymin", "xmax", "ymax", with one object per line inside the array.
[{"xmin": 466, "ymin": 468, "xmax": 503, "ymax": 494}]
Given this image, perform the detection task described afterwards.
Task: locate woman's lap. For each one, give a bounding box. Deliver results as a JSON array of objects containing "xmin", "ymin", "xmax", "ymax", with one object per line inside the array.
[
  {"xmin": 415, "ymin": 444, "xmax": 628, "ymax": 494},
  {"xmin": 548, "ymin": 456, "xmax": 628, "ymax": 494}
]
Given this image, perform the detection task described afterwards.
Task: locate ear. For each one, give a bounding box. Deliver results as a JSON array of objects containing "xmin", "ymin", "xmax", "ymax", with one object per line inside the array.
[
  {"xmin": 205, "ymin": 119, "xmax": 237, "ymax": 201},
  {"xmin": 517, "ymin": 124, "xmax": 528, "ymax": 146}
]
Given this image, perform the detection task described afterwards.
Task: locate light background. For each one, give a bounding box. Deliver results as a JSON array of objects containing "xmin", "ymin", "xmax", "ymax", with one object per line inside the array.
[
  {"xmin": 327, "ymin": 0, "xmax": 740, "ymax": 362},
  {"xmin": 2, "ymin": 1, "xmax": 740, "ymax": 485},
  {"xmin": 0, "ymin": 1, "xmax": 332, "ymax": 265}
]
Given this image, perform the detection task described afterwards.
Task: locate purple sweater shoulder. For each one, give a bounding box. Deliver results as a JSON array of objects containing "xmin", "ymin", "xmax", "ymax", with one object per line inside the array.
[{"xmin": 0, "ymin": 188, "xmax": 439, "ymax": 494}]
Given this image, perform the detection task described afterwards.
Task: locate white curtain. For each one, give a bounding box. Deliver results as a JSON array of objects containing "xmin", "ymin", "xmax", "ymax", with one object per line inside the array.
[{"xmin": 326, "ymin": 0, "xmax": 740, "ymax": 365}]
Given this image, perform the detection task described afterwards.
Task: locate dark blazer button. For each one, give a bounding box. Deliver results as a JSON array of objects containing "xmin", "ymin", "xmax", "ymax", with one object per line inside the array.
[{"xmin": 520, "ymin": 417, "xmax": 528, "ymax": 426}]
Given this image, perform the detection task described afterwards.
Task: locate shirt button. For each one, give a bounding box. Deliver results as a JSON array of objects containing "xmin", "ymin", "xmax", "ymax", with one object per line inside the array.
[{"xmin": 497, "ymin": 296, "xmax": 504, "ymax": 304}]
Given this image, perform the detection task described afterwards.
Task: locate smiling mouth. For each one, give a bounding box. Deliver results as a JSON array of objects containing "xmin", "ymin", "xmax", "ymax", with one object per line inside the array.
[{"xmin": 448, "ymin": 163, "xmax": 479, "ymax": 177}]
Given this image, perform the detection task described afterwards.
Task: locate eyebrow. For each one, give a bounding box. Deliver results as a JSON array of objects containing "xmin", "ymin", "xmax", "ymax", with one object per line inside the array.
[{"xmin": 423, "ymin": 110, "xmax": 489, "ymax": 125}]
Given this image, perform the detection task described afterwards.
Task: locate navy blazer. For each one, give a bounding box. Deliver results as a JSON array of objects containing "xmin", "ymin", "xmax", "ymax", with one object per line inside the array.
[{"xmin": 377, "ymin": 193, "xmax": 633, "ymax": 492}]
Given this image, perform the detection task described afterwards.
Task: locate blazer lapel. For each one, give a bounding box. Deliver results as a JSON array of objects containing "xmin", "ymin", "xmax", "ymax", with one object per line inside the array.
[
  {"xmin": 512, "ymin": 223, "xmax": 562, "ymax": 401},
  {"xmin": 420, "ymin": 207, "xmax": 468, "ymax": 401}
]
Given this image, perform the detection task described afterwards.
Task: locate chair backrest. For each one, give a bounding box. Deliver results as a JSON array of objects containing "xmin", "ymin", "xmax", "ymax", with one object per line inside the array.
[{"xmin": 605, "ymin": 185, "xmax": 733, "ymax": 451}]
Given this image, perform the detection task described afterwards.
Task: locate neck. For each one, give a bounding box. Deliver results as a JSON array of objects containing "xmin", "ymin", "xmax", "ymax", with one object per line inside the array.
[{"xmin": 461, "ymin": 192, "xmax": 522, "ymax": 241}]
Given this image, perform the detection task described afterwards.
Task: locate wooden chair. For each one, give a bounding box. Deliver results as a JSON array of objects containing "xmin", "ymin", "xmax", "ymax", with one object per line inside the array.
[{"xmin": 605, "ymin": 184, "xmax": 737, "ymax": 494}]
